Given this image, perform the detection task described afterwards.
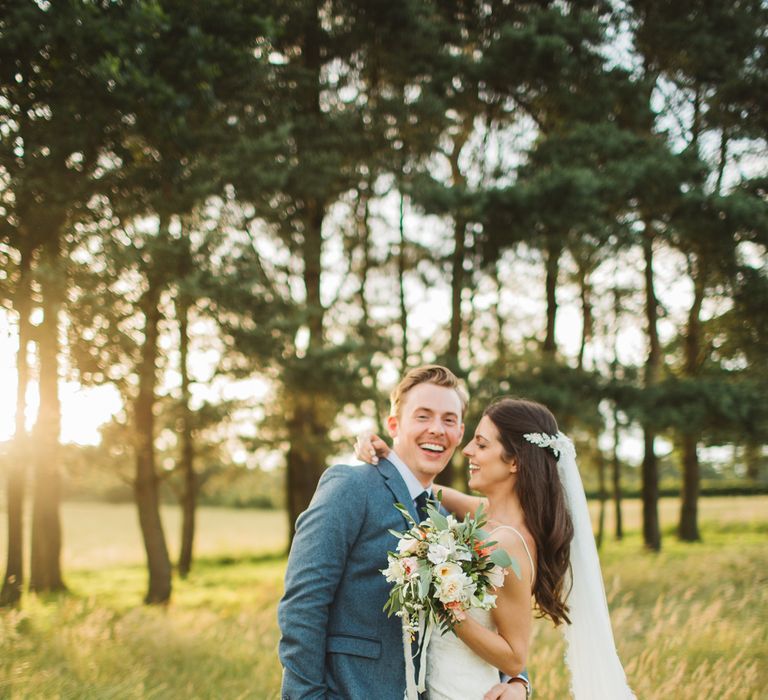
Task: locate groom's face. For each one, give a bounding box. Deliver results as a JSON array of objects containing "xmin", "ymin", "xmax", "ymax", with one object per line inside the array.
[{"xmin": 387, "ymin": 382, "xmax": 464, "ymax": 487}]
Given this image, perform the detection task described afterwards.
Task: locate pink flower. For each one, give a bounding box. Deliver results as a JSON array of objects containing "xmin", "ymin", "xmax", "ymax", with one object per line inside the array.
[
  {"xmin": 474, "ymin": 541, "xmax": 491, "ymax": 557},
  {"xmin": 487, "ymin": 564, "xmax": 508, "ymax": 589},
  {"xmin": 401, "ymin": 557, "xmax": 419, "ymax": 579},
  {"xmin": 445, "ymin": 601, "xmax": 467, "ymax": 621}
]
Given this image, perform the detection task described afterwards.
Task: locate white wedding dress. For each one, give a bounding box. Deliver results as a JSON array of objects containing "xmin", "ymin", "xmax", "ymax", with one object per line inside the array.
[
  {"xmin": 425, "ymin": 526, "xmax": 534, "ymax": 700},
  {"xmin": 425, "ymin": 607, "xmax": 501, "ymax": 700}
]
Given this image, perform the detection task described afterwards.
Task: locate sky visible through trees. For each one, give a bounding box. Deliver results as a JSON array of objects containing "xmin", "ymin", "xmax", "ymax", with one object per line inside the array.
[{"xmin": 1, "ymin": 0, "xmax": 766, "ymax": 603}]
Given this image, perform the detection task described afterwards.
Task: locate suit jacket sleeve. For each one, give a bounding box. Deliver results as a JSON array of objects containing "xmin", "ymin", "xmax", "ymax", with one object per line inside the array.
[{"xmin": 278, "ymin": 465, "xmax": 367, "ymax": 699}]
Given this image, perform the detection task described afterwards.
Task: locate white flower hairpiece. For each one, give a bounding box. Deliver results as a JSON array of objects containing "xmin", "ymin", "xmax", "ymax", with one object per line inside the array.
[{"xmin": 523, "ymin": 431, "xmax": 574, "ymax": 460}]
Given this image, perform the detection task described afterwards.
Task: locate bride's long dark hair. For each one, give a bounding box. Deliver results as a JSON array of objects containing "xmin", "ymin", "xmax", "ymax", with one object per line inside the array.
[{"xmin": 484, "ymin": 398, "xmax": 573, "ymax": 626}]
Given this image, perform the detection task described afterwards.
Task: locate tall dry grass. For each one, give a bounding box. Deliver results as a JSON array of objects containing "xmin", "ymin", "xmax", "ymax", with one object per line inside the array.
[
  {"xmin": 1, "ymin": 556, "xmax": 286, "ymax": 699},
  {"xmin": 1, "ymin": 498, "xmax": 766, "ymax": 698},
  {"xmin": 527, "ymin": 533, "xmax": 767, "ymax": 699}
]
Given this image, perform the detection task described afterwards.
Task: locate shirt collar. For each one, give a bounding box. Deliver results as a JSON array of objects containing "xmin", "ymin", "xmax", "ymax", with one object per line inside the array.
[{"xmin": 388, "ymin": 449, "xmax": 431, "ymax": 500}]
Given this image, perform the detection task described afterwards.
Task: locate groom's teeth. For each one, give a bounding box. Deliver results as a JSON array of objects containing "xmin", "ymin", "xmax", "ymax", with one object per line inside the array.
[{"xmin": 420, "ymin": 443, "xmax": 445, "ymax": 452}]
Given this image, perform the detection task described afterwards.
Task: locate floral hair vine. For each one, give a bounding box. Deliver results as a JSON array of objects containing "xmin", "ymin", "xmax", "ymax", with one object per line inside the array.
[{"xmin": 523, "ymin": 431, "xmax": 573, "ymax": 459}]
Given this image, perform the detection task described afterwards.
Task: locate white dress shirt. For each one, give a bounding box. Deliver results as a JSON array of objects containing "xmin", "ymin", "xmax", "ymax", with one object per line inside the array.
[{"xmin": 387, "ymin": 449, "xmax": 431, "ymax": 502}]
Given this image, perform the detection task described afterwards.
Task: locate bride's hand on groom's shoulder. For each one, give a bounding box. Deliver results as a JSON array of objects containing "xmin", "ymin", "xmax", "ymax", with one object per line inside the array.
[
  {"xmin": 354, "ymin": 431, "xmax": 390, "ymax": 464},
  {"xmin": 483, "ymin": 682, "xmax": 527, "ymax": 700}
]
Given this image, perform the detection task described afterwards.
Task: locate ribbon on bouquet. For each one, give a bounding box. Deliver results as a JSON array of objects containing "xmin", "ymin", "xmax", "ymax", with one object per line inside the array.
[{"xmin": 402, "ymin": 611, "xmax": 434, "ymax": 700}]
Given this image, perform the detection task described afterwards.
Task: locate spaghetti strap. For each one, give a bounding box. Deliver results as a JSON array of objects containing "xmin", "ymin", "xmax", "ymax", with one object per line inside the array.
[{"xmin": 489, "ymin": 525, "xmax": 536, "ymax": 586}]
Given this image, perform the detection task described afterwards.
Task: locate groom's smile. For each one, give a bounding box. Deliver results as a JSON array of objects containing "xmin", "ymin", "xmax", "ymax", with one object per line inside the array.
[
  {"xmin": 387, "ymin": 382, "xmax": 464, "ymax": 487},
  {"xmin": 419, "ymin": 442, "xmax": 446, "ymax": 454}
]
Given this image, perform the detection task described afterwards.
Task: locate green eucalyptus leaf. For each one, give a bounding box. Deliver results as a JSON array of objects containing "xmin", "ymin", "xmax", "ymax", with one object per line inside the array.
[
  {"xmin": 418, "ymin": 562, "xmax": 432, "ymax": 598},
  {"xmin": 428, "ymin": 507, "xmax": 449, "ymax": 530},
  {"xmin": 490, "ymin": 547, "xmax": 514, "ymax": 568}
]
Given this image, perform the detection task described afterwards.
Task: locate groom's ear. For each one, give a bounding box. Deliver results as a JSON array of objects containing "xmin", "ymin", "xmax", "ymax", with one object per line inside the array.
[{"xmin": 386, "ymin": 414, "xmax": 399, "ymax": 438}]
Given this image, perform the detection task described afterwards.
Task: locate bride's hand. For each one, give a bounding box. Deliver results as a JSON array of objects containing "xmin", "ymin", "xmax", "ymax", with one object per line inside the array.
[
  {"xmin": 483, "ymin": 682, "xmax": 527, "ymax": 700},
  {"xmin": 354, "ymin": 431, "xmax": 390, "ymax": 464}
]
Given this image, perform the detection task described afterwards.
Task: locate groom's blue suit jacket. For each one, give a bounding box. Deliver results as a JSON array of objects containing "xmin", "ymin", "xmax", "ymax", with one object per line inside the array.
[{"xmin": 278, "ymin": 458, "xmax": 419, "ymax": 700}]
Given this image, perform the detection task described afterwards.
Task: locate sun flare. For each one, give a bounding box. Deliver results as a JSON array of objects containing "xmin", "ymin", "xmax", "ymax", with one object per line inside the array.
[{"xmin": 0, "ymin": 311, "xmax": 121, "ymax": 445}]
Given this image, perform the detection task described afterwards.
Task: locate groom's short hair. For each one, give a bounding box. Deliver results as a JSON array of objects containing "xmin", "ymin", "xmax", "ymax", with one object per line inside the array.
[{"xmin": 389, "ymin": 364, "xmax": 468, "ymax": 419}]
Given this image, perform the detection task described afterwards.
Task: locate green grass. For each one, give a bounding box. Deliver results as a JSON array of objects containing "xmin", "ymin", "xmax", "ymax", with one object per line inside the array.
[
  {"xmin": 1, "ymin": 499, "xmax": 767, "ymax": 699},
  {"xmin": 1, "ymin": 556, "xmax": 286, "ymax": 699}
]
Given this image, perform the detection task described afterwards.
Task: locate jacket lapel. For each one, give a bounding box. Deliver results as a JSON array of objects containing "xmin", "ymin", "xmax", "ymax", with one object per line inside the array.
[{"xmin": 378, "ymin": 457, "xmax": 418, "ymax": 524}]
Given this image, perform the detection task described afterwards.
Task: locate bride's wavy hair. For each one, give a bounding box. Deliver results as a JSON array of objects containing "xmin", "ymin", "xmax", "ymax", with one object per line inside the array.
[{"xmin": 483, "ymin": 398, "xmax": 573, "ymax": 626}]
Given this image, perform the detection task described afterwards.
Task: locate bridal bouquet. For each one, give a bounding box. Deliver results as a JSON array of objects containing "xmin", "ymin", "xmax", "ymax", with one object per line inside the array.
[{"xmin": 382, "ymin": 495, "xmax": 518, "ymax": 638}]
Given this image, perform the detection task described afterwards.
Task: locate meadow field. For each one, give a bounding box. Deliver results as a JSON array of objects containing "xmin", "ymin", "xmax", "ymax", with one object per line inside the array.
[{"xmin": 1, "ymin": 497, "xmax": 767, "ymax": 699}]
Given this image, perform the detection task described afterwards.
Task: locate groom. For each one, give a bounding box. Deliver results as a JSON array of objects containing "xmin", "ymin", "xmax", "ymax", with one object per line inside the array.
[{"xmin": 278, "ymin": 365, "xmax": 526, "ymax": 700}]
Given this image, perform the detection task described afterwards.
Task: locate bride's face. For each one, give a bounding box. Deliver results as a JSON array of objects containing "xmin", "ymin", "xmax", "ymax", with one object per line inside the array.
[{"xmin": 463, "ymin": 415, "xmax": 516, "ymax": 494}]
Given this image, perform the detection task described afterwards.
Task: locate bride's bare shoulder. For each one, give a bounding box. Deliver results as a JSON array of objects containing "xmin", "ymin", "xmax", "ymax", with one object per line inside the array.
[{"xmin": 487, "ymin": 523, "xmax": 536, "ymax": 561}]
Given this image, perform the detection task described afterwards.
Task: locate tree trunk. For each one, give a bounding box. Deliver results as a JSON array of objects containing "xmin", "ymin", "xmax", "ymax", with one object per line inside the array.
[
  {"xmin": 436, "ymin": 215, "xmax": 467, "ymax": 490},
  {"xmin": 543, "ymin": 241, "xmax": 561, "ymax": 357},
  {"xmin": 299, "ymin": 0, "xmax": 325, "ymax": 357},
  {"xmin": 493, "ymin": 261, "xmax": 506, "ymax": 364},
  {"xmin": 577, "ymin": 264, "xmax": 593, "ymax": 371},
  {"xmin": 447, "ymin": 216, "xmax": 466, "ymax": 375},
  {"xmin": 357, "ymin": 187, "xmax": 373, "ymax": 333},
  {"xmin": 611, "ymin": 402, "xmax": 623, "ymax": 541},
  {"xmin": 283, "ymin": 0, "xmax": 336, "ymax": 546},
  {"xmin": 285, "ymin": 391, "xmax": 331, "ymax": 544},
  {"xmin": 134, "ymin": 278, "xmax": 172, "ymax": 604},
  {"xmin": 356, "ymin": 189, "xmax": 388, "ymax": 437},
  {"xmin": 398, "ymin": 191, "xmax": 408, "ymax": 372},
  {"xmin": 641, "ymin": 225, "xmax": 661, "ymax": 551},
  {"xmin": 690, "ymin": 86, "xmax": 702, "ymax": 156},
  {"xmin": 641, "ymin": 433, "xmax": 660, "ymax": 550},
  {"xmin": 679, "ymin": 266, "xmax": 705, "ymax": 542},
  {"xmin": 715, "ymin": 129, "xmax": 729, "ymax": 194},
  {"xmin": 444, "ymin": 123, "xmax": 471, "ymax": 377},
  {"xmin": 1, "ymin": 442, "xmax": 28, "ymax": 607},
  {"xmin": 745, "ymin": 442, "xmax": 761, "ymax": 480},
  {"xmin": 596, "ymin": 445, "xmax": 606, "ymax": 549},
  {"xmin": 285, "ymin": 196, "xmax": 328, "ymax": 534},
  {"xmin": 304, "ymin": 199, "xmax": 325, "ymax": 352},
  {"xmin": 177, "ymin": 293, "xmax": 196, "ymax": 579},
  {"xmin": 29, "ymin": 237, "xmax": 66, "ymax": 593},
  {"xmin": 679, "ymin": 433, "xmax": 700, "ymax": 541},
  {"xmin": 1, "ymin": 248, "xmax": 32, "ymax": 606}
]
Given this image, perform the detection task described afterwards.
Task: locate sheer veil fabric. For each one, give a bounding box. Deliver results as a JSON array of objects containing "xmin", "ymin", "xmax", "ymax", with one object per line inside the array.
[{"xmin": 540, "ymin": 433, "xmax": 636, "ymax": 699}]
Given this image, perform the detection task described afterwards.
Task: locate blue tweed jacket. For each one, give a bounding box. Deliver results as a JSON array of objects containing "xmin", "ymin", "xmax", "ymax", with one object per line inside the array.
[{"xmin": 278, "ymin": 458, "xmax": 418, "ymax": 700}]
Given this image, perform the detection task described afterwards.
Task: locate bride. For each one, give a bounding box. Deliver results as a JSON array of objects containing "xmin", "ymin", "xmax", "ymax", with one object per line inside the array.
[{"xmin": 357, "ymin": 397, "xmax": 635, "ymax": 700}]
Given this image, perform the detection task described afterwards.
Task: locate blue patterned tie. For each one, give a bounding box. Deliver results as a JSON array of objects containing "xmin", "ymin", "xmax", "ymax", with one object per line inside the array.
[{"xmin": 414, "ymin": 490, "xmax": 430, "ymax": 523}]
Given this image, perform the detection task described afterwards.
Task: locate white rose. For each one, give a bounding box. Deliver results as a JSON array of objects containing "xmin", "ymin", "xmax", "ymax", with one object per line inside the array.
[
  {"xmin": 397, "ymin": 537, "xmax": 419, "ymax": 555},
  {"xmin": 383, "ymin": 557, "xmax": 404, "ymax": 584},
  {"xmin": 437, "ymin": 571, "xmax": 475, "ymax": 605},
  {"xmin": 433, "ymin": 561, "xmax": 462, "ymax": 579},
  {"xmin": 427, "ymin": 543, "xmax": 451, "ymax": 565},
  {"xmin": 436, "ymin": 574, "xmax": 466, "ymax": 604},
  {"xmin": 437, "ymin": 530, "xmax": 457, "ymax": 550},
  {"xmin": 487, "ymin": 564, "xmax": 508, "ymax": 589},
  {"xmin": 454, "ymin": 546, "xmax": 472, "ymax": 562}
]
